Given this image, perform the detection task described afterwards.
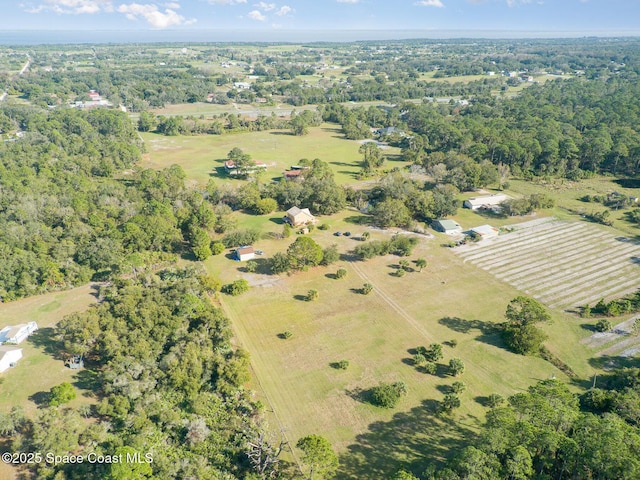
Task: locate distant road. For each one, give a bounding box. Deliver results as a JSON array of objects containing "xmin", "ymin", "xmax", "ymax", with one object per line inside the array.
[{"xmin": 0, "ymin": 55, "xmax": 30, "ymax": 103}]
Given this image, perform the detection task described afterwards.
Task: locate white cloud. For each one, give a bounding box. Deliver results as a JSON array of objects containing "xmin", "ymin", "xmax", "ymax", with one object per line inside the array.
[
  {"xmin": 208, "ymin": 0, "xmax": 247, "ymax": 4},
  {"xmin": 506, "ymin": 0, "xmax": 532, "ymax": 5},
  {"xmin": 247, "ymin": 9, "xmax": 266, "ymax": 21},
  {"xmin": 275, "ymin": 5, "xmax": 292, "ymax": 16},
  {"xmin": 26, "ymin": 0, "xmax": 113, "ymax": 14},
  {"xmin": 415, "ymin": 0, "xmax": 445, "ymax": 7},
  {"xmin": 336, "ymin": 0, "xmax": 359, "ymax": 3},
  {"xmin": 164, "ymin": 1, "xmax": 180, "ymax": 8},
  {"xmin": 254, "ymin": 1, "xmax": 275, "ymax": 11},
  {"xmin": 117, "ymin": 3, "xmax": 196, "ymax": 28}
]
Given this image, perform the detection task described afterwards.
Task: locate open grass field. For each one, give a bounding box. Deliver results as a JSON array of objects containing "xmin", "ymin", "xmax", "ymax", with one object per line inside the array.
[
  {"xmin": 148, "ymin": 101, "xmax": 318, "ymax": 119},
  {"xmin": 506, "ymin": 176, "xmax": 640, "ymax": 237},
  {"xmin": 205, "ymin": 210, "xmax": 596, "ymax": 478},
  {"xmin": 0, "ymin": 285, "xmax": 99, "ymax": 480},
  {"xmin": 0, "ymin": 284, "xmax": 99, "ymax": 416},
  {"xmin": 137, "ymin": 122, "xmax": 640, "ymax": 477},
  {"xmin": 140, "ymin": 124, "xmax": 405, "ymax": 186}
]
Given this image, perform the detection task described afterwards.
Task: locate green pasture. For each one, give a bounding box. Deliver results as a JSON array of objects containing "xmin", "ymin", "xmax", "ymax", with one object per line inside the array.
[
  {"xmin": 140, "ymin": 124, "xmax": 405, "ymax": 186},
  {"xmin": 505, "ymin": 177, "xmax": 640, "ymax": 237},
  {"xmin": 0, "ymin": 284, "xmax": 99, "ymax": 416},
  {"xmin": 206, "ymin": 210, "xmax": 596, "ymax": 478}
]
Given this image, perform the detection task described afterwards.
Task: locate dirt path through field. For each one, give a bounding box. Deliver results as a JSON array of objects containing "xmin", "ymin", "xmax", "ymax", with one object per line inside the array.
[{"xmin": 348, "ymin": 259, "xmax": 436, "ymax": 343}]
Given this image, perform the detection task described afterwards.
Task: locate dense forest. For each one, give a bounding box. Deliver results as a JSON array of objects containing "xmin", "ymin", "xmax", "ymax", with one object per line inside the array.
[
  {"xmin": 421, "ymin": 372, "xmax": 640, "ymax": 480},
  {"xmin": 1, "ymin": 271, "xmax": 279, "ymax": 479}
]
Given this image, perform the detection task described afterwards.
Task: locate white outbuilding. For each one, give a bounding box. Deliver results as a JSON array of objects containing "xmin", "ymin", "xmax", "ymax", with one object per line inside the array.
[{"xmin": 0, "ymin": 346, "xmax": 23, "ymax": 373}]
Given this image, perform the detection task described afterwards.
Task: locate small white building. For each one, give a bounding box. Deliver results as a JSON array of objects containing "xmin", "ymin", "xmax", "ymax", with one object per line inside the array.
[
  {"xmin": 236, "ymin": 246, "xmax": 256, "ymax": 262},
  {"xmin": 432, "ymin": 219, "xmax": 463, "ymax": 235},
  {"xmin": 469, "ymin": 224, "xmax": 500, "ymax": 239},
  {"xmin": 0, "ymin": 346, "xmax": 23, "ymax": 373},
  {"xmin": 464, "ymin": 194, "xmax": 511, "ymax": 211},
  {"xmin": 0, "ymin": 321, "xmax": 38, "ymax": 345}
]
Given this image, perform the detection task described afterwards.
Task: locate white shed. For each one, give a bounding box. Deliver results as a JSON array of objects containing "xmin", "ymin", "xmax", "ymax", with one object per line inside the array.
[
  {"xmin": 0, "ymin": 346, "xmax": 23, "ymax": 373},
  {"xmin": 0, "ymin": 322, "xmax": 38, "ymax": 345}
]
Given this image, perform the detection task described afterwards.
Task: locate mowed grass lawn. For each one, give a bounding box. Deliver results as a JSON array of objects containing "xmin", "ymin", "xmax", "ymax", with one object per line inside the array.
[
  {"xmin": 210, "ymin": 213, "xmax": 595, "ymax": 478},
  {"xmin": 139, "ymin": 124, "xmax": 405, "ymax": 186},
  {"xmin": 0, "ymin": 284, "xmax": 99, "ymax": 416}
]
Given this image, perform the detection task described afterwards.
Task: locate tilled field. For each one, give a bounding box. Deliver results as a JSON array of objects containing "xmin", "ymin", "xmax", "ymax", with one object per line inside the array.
[{"xmin": 455, "ymin": 219, "xmax": 640, "ymax": 310}]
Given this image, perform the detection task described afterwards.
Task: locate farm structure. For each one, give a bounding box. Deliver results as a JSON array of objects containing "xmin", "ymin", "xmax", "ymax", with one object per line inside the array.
[
  {"xmin": 235, "ymin": 246, "xmax": 256, "ymax": 262},
  {"xmin": 432, "ymin": 219, "xmax": 463, "ymax": 235},
  {"xmin": 0, "ymin": 346, "xmax": 23, "ymax": 373},
  {"xmin": 0, "ymin": 321, "xmax": 38, "ymax": 345},
  {"xmin": 455, "ymin": 219, "xmax": 640, "ymax": 310},
  {"xmin": 463, "ymin": 194, "xmax": 510, "ymax": 211},
  {"xmin": 468, "ymin": 225, "xmax": 500, "ymax": 239}
]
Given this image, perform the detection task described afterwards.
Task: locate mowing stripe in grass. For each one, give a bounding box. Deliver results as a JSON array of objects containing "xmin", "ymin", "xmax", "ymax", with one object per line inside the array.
[
  {"xmin": 502, "ymin": 241, "xmax": 640, "ymax": 290},
  {"xmin": 487, "ymin": 231, "xmax": 611, "ymax": 277},
  {"xmin": 467, "ymin": 224, "xmax": 590, "ymax": 268}
]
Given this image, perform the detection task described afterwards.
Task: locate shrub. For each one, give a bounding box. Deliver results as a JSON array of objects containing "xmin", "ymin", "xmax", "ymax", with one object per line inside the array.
[
  {"xmin": 211, "ymin": 241, "xmax": 226, "ymax": 255},
  {"xmin": 245, "ymin": 260, "xmax": 258, "ymax": 273},
  {"xmin": 335, "ymin": 268, "xmax": 347, "ymax": 279},
  {"xmin": 487, "ymin": 393, "xmax": 504, "ymax": 408},
  {"xmin": 50, "ymin": 382, "xmax": 76, "ymax": 407},
  {"xmin": 222, "ymin": 229, "xmax": 260, "ymax": 248},
  {"xmin": 448, "ymin": 358, "xmax": 465, "ymax": 377},
  {"xmin": 413, "ymin": 353, "xmax": 426, "ymax": 366},
  {"xmin": 595, "ymin": 318, "xmax": 612, "ymax": 332},
  {"xmin": 269, "ymin": 252, "xmax": 291, "ymax": 274},
  {"xmin": 451, "ymin": 381, "xmax": 466, "ymax": 394},
  {"xmin": 333, "ymin": 360, "xmax": 349, "ymax": 370},
  {"xmin": 306, "ymin": 289, "xmax": 319, "ymax": 301},
  {"xmin": 396, "ymin": 268, "xmax": 406, "ymax": 277},
  {"xmin": 424, "ymin": 343, "xmax": 443, "ymax": 362},
  {"xmin": 254, "ymin": 197, "xmax": 278, "ymax": 215},
  {"xmin": 370, "ymin": 381, "xmax": 407, "ymax": 408},
  {"xmin": 361, "ymin": 283, "xmax": 373, "ymax": 295},
  {"xmin": 424, "ymin": 362, "xmax": 437, "ymax": 375},
  {"xmin": 281, "ymin": 331, "xmax": 293, "ymax": 339},
  {"xmin": 318, "ymin": 223, "xmax": 330, "ymax": 230},
  {"xmin": 222, "ymin": 279, "xmax": 250, "ymax": 296},
  {"xmin": 320, "ymin": 244, "xmax": 339, "ymax": 266}
]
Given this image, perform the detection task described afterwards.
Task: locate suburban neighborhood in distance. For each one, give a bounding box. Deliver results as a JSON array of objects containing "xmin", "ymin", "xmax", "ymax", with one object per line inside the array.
[{"xmin": 1, "ymin": 1, "xmax": 640, "ymax": 478}]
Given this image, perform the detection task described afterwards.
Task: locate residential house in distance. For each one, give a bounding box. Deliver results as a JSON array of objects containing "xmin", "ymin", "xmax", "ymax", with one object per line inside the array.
[
  {"xmin": 233, "ymin": 82, "xmax": 251, "ymax": 90},
  {"xmin": 0, "ymin": 321, "xmax": 38, "ymax": 345},
  {"xmin": 463, "ymin": 194, "xmax": 511, "ymax": 211},
  {"xmin": 284, "ymin": 207, "xmax": 317, "ymax": 227},
  {"xmin": 224, "ymin": 160, "xmax": 268, "ymax": 176},
  {"xmin": 0, "ymin": 346, "xmax": 22, "ymax": 373},
  {"xmin": 74, "ymin": 90, "xmax": 111, "ymax": 109},
  {"xmin": 283, "ymin": 165, "xmax": 309, "ymax": 181},
  {"xmin": 432, "ymin": 219, "xmax": 463, "ymax": 235},
  {"xmin": 235, "ymin": 246, "xmax": 256, "ymax": 262}
]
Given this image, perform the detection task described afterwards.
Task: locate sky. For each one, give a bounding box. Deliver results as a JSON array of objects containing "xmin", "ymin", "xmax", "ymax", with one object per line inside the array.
[{"xmin": 2, "ymin": 0, "xmax": 639, "ymax": 39}]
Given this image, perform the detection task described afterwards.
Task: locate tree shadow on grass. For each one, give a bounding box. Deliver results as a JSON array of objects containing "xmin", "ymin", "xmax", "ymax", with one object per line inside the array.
[
  {"xmin": 588, "ymin": 355, "xmax": 640, "ymax": 371},
  {"xmin": 438, "ymin": 317, "xmax": 506, "ymax": 351},
  {"xmin": 337, "ymin": 399, "xmax": 477, "ymax": 479},
  {"xmin": 28, "ymin": 391, "xmax": 50, "ymax": 409},
  {"xmin": 28, "ymin": 328, "xmax": 63, "ymax": 360},
  {"xmin": 72, "ymin": 368, "xmax": 101, "ymax": 398},
  {"xmin": 293, "ymin": 294, "xmax": 308, "ymax": 301},
  {"xmin": 344, "ymin": 215, "xmax": 371, "ymax": 225}
]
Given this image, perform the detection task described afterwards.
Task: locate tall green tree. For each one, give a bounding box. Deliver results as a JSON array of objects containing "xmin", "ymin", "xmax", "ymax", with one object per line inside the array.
[{"xmin": 296, "ymin": 435, "xmax": 339, "ymax": 479}]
